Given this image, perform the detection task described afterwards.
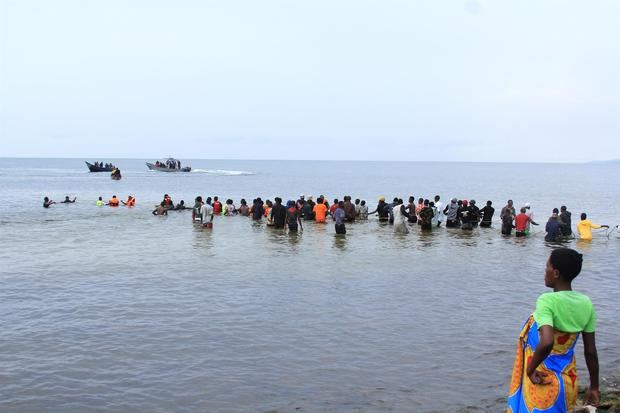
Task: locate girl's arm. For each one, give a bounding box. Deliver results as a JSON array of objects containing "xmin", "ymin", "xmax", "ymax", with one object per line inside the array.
[
  {"xmin": 582, "ymin": 332, "xmax": 600, "ymax": 406},
  {"xmin": 526, "ymin": 325, "xmax": 554, "ymax": 384}
]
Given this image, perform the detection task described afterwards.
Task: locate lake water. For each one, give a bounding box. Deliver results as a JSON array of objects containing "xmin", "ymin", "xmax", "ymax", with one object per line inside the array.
[{"xmin": 1, "ymin": 158, "xmax": 619, "ymax": 412}]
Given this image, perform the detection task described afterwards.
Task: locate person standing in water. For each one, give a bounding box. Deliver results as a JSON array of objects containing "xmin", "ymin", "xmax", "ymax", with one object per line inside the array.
[
  {"xmin": 419, "ymin": 199, "xmax": 434, "ymax": 231},
  {"xmin": 507, "ymin": 248, "xmax": 599, "ymax": 412},
  {"xmin": 286, "ymin": 200, "xmax": 303, "ymax": 232},
  {"xmin": 559, "ymin": 206, "xmax": 573, "ymax": 237},
  {"xmin": 392, "ymin": 199, "xmax": 410, "ymax": 234},
  {"xmin": 434, "ymin": 195, "xmax": 443, "ymax": 227},
  {"xmin": 200, "ymin": 197, "xmax": 214, "ymax": 227},
  {"xmin": 61, "ymin": 196, "xmax": 76, "ymax": 203},
  {"xmin": 545, "ymin": 209, "xmax": 563, "ymax": 242},
  {"xmin": 576, "ymin": 213, "xmax": 608, "ymax": 240},
  {"xmin": 479, "ymin": 201, "xmax": 495, "ymax": 228},
  {"xmin": 444, "ymin": 198, "xmax": 459, "ymax": 228},
  {"xmin": 333, "ymin": 201, "xmax": 346, "ymax": 235},
  {"xmin": 313, "ymin": 197, "xmax": 328, "ymax": 223},
  {"xmin": 96, "ymin": 197, "xmax": 104, "ymax": 207}
]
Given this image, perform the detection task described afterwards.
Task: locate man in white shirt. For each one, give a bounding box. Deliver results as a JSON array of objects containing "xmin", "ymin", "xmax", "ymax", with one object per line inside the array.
[
  {"xmin": 434, "ymin": 195, "xmax": 444, "ymax": 227},
  {"xmin": 201, "ymin": 197, "xmax": 214, "ymax": 228}
]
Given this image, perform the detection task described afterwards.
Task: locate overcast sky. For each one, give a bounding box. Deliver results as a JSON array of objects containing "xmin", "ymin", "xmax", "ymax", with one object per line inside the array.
[{"xmin": 1, "ymin": 0, "xmax": 619, "ymax": 162}]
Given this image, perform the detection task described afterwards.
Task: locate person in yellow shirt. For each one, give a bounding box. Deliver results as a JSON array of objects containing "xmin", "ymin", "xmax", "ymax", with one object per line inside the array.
[{"xmin": 576, "ymin": 213, "xmax": 608, "ymax": 240}]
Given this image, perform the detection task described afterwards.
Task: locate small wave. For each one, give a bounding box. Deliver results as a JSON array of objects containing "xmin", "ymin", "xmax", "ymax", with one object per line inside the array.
[{"xmin": 191, "ymin": 169, "xmax": 255, "ymax": 176}]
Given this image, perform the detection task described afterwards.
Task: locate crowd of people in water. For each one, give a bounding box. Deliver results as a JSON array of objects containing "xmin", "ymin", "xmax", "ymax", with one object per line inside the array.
[
  {"xmin": 155, "ymin": 159, "xmax": 182, "ymax": 169},
  {"xmin": 93, "ymin": 161, "xmax": 115, "ymax": 169},
  {"xmin": 43, "ymin": 193, "xmax": 614, "ymax": 241}
]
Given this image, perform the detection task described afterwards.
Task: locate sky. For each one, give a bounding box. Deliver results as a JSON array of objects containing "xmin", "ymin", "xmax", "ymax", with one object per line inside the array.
[{"xmin": 1, "ymin": 0, "xmax": 619, "ymax": 162}]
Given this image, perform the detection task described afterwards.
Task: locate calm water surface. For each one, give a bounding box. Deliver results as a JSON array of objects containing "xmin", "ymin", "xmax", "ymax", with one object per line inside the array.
[{"xmin": 1, "ymin": 158, "xmax": 619, "ymax": 412}]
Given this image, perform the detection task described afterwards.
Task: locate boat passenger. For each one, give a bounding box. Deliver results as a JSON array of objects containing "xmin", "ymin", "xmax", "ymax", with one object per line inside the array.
[
  {"xmin": 43, "ymin": 197, "xmax": 56, "ymax": 208},
  {"xmin": 576, "ymin": 213, "xmax": 608, "ymax": 240},
  {"xmin": 506, "ymin": 248, "xmax": 600, "ymax": 412},
  {"xmin": 61, "ymin": 196, "xmax": 76, "ymax": 203}
]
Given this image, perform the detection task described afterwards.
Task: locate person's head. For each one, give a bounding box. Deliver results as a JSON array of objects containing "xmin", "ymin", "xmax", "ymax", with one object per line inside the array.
[
  {"xmin": 418, "ymin": 198, "xmax": 423, "ymax": 204},
  {"xmin": 206, "ymin": 197, "xmax": 212, "ymax": 204},
  {"xmin": 226, "ymin": 199, "xmax": 233, "ymax": 205},
  {"xmin": 361, "ymin": 200, "xmax": 366, "ymax": 206},
  {"xmin": 266, "ymin": 200, "xmax": 272, "ymax": 207},
  {"xmin": 581, "ymin": 213, "xmax": 587, "ymax": 220},
  {"xmin": 300, "ymin": 194, "xmax": 305, "ymax": 200},
  {"xmin": 470, "ymin": 200, "xmax": 476, "ymax": 206},
  {"xmin": 44, "ymin": 196, "xmax": 49, "ymax": 202},
  {"xmin": 287, "ymin": 200, "xmax": 295, "ymax": 208},
  {"xmin": 434, "ymin": 195, "xmax": 440, "ymax": 202},
  {"xmin": 378, "ymin": 196, "xmax": 385, "ymax": 203},
  {"xmin": 338, "ymin": 201, "xmax": 344, "ymax": 208},
  {"xmin": 179, "ymin": 200, "xmax": 184, "ymax": 205},
  {"xmin": 552, "ymin": 208, "xmax": 559, "ymax": 214},
  {"xmin": 524, "ymin": 202, "xmax": 531, "ymax": 209},
  {"xmin": 317, "ymin": 196, "xmax": 323, "ymax": 204},
  {"xmin": 457, "ymin": 200, "xmax": 463, "ymax": 206},
  {"xmin": 275, "ymin": 197, "xmax": 282, "ymax": 205},
  {"xmin": 424, "ymin": 199, "xmax": 429, "ymax": 206},
  {"xmin": 333, "ymin": 198, "xmax": 338, "ymax": 204},
  {"xmin": 196, "ymin": 196, "xmax": 202, "ymax": 203},
  {"xmin": 214, "ymin": 196, "xmax": 219, "ymax": 202},
  {"xmin": 520, "ymin": 207, "xmax": 526, "ymax": 213},
  {"xmin": 507, "ymin": 200, "xmax": 513, "ymax": 206},
  {"xmin": 462, "ymin": 199, "xmax": 468, "ymax": 207},
  {"xmin": 408, "ymin": 196, "xmax": 414, "ymax": 203},
  {"xmin": 486, "ymin": 200, "xmax": 492, "ymax": 206},
  {"xmin": 241, "ymin": 199, "xmax": 247, "ymax": 205},
  {"xmin": 65, "ymin": 196, "xmax": 70, "ymax": 201},
  {"xmin": 112, "ymin": 195, "xmax": 117, "ymax": 199},
  {"xmin": 430, "ymin": 201, "xmax": 435, "ymax": 208},
  {"xmin": 560, "ymin": 205, "xmax": 567, "ymax": 212},
  {"xmin": 545, "ymin": 248, "xmax": 583, "ymax": 287},
  {"xmin": 355, "ymin": 198, "xmax": 360, "ymax": 205},
  {"xmin": 451, "ymin": 197, "xmax": 457, "ymax": 204},
  {"xmin": 393, "ymin": 197, "xmax": 399, "ymax": 203},
  {"xmin": 98, "ymin": 196, "xmax": 102, "ymax": 201}
]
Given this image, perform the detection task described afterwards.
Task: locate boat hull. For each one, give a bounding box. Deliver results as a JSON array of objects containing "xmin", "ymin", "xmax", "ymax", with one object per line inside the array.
[
  {"xmin": 146, "ymin": 162, "xmax": 191, "ymax": 172},
  {"xmin": 86, "ymin": 161, "xmax": 114, "ymax": 172}
]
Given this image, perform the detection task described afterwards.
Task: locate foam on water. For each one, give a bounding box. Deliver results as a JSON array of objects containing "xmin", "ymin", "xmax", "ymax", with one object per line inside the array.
[{"xmin": 191, "ymin": 168, "xmax": 256, "ymax": 176}]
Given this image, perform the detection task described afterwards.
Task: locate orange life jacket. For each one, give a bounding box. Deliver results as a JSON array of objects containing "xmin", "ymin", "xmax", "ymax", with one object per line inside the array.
[{"xmin": 109, "ymin": 198, "xmax": 119, "ymax": 206}]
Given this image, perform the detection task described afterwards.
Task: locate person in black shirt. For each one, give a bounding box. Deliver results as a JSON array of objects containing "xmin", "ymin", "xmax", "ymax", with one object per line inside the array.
[
  {"xmin": 370, "ymin": 197, "xmax": 389, "ymax": 221},
  {"xmin": 252, "ymin": 198, "xmax": 264, "ymax": 220},
  {"xmin": 271, "ymin": 197, "xmax": 287, "ymax": 229},
  {"xmin": 559, "ymin": 205, "xmax": 572, "ymax": 236},
  {"xmin": 479, "ymin": 200, "xmax": 495, "ymax": 228}
]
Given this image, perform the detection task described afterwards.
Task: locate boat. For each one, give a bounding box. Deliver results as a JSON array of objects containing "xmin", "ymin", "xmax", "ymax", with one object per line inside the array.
[
  {"xmin": 146, "ymin": 158, "xmax": 191, "ymax": 172},
  {"xmin": 86, "ymin": 161, "xmax": 115, "ymax": 172}
]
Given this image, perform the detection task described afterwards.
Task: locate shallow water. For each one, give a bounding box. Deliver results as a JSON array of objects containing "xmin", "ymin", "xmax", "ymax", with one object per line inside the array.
[{"xmin": 1, "ymin": 158, "xmax": 619, "ymax": 412}]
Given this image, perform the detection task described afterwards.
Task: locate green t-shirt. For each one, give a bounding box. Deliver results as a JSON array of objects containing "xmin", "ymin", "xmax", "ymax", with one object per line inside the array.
[{"xmin": 533, "ymin": 291, "xmax": 596, "ymax": 333}]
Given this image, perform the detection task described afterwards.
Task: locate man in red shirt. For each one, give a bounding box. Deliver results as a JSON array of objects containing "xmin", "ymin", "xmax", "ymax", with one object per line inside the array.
[{"xmin": 514, "ymin": 207, "xmax": 537, "ymax": 237}]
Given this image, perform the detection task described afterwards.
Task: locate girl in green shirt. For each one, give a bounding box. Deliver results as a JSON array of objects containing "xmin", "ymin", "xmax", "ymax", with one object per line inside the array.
[{"xmin": 507, "ymin": 248, "xmax": 600, "ymax": 412}]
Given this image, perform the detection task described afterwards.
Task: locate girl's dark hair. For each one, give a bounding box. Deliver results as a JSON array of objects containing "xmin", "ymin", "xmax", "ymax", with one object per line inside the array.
[{"xmin": 549, "ymin": 248, "xmax": 583, "ymax": 281}]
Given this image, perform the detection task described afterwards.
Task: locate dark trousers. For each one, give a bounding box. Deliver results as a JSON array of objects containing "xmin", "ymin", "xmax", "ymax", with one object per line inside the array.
[{"xmin": 335, "ymin": 223, "xmax": 346, "ymax": 234}]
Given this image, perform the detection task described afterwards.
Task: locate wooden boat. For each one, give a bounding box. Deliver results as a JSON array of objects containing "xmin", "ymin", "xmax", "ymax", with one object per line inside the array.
[
  {"xmin": 86, "ymin": 161, "xmax": 115, "ymax": 172},
  {"xmin": 146, "ymin": 158, "xmax": 191, "ymax": 172}
]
